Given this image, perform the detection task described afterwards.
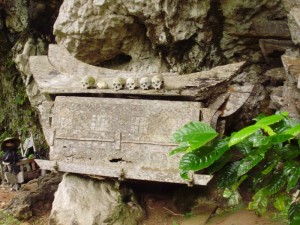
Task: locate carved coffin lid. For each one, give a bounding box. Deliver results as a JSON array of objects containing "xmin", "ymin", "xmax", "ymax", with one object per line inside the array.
[
  {"xmin": 41, "ymin": 96, "xmax": 213, "ymax": 185},
  {"xmin": 29, "ymin": 45, "xmax": 245, "ymax": 100}
]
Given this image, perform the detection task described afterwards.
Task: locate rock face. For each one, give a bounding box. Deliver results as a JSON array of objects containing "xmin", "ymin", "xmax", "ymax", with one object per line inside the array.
[
  {"xmin": 49, "ymin": 173, "xmax": 144, "ymax": 225},
  {"xmin": 1, "ymin": 0, "xmax": 28, "ymax": 33},
  {"xmin": 53, "ymin": 0, "xmax": 211, "ymax": 73},
  {"xmin": 288, "ymin": 7, "xmax": 300, "ymax": 45},
  {"xmin": 53, "ymin": 0, "xmax": 286, "ymax": 73},
  {"xmin": 5, "ymin": 172, "xmax": 63, "ymax": 220}
]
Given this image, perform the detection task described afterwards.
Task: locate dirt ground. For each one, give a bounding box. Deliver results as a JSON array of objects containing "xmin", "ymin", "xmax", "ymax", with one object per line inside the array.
[{"xmin": 0, "ymin": 183, "xmax": 285, "ymax": 225}]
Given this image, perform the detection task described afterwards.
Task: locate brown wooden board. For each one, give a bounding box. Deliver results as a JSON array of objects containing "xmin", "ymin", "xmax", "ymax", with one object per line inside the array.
[
  {"xmin": 29, "ymin": 45, "xmax": 245, "ymax": 100},
  {"xmin": 39, "ymin": 96, "xmax": 214, "ymax": 185}
]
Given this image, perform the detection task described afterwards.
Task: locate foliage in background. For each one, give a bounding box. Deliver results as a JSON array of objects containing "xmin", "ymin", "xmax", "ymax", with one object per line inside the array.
[
  {"xmin": 171, "ymin": 112, "xmax": 300, "ymax": 224},
  {"xmin": 0, "ymin": 211, "xmax": 21, "ymax": 225},
  {"xmin": 0, "ymin": 29, "xmax": 48, "ymax": 157}
]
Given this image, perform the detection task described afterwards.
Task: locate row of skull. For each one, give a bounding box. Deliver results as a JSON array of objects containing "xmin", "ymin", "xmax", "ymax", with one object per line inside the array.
[{"xmin": 81, "ymin": 75, "xmax": 164, "ymax": 90}]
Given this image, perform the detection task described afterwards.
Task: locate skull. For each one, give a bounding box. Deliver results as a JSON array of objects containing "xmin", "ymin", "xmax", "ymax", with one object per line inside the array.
[
  {"xmin": 112, "ymin": 77, "xmax": 125, "ymax": 90},
  {"xmin": 151, "ymin": 75, "xmax": 164, "ymax": 90},
  {"xmin": 81, "ymin": 76, "xmax": 96, "ymax": 89},
  {"xmin": 126, "ymin": 78, "xmax": 138, "ymax": 90},
  {"xmin": 97, "ymin": 80, "xmax": 108, "ymax": 89},
  {"xmin": 140, "ymin": 77, "xmax": 151, "ymax": 90}
]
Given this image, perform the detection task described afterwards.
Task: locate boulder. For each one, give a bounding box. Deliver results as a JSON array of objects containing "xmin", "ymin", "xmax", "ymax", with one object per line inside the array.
[
  {"xmin": 53, "ymin": 0, "xmax": 285, "ymax": 73},
  {"xmin": 5, "ymin": 172, "xmax": 63, "ymax": 220},
  {"xmin": 49, "ymin": 173, "xmax": 144, "ymax": 225}
]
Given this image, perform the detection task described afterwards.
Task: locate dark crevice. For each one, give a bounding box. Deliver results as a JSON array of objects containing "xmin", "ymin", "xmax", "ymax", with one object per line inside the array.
[
  {"xmin": 201, "ymin": 0, "xmax": 227, "ymax": 69},
  {"xmin": 98, "ymin": 53, "xmax": 132, "ymax": 68},
  {"xmin": 109, "ymin": 158, "xmax": 132, "ymax": 163},
  {"xmin": 109, "ymin": 158, "xmax": 124, "ymax": 163},
  {"xmin": 50, "ymin": 93, "xmax": 199, "ymax": 102}
]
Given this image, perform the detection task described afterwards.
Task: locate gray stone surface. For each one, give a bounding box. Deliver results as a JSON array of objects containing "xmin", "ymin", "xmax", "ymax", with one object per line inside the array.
[
  {"xmin": 221, "ymin": 0, "xmax": 285, "ymax": 61},
  {"xmin": 288, "ymin": 7, "xmax": 300, "ymax": 45},
  {"xmin": 49, "ymin": 173, "xmax": 144, "ymax": 225},
  {"xmin": 53, "ymin": 0, "xmax": 285, "ymax": 73},
  {"xmin": 2, "ymin": 0, "xmax": 28, "ymax": 33},
  {"xmin": 283, "ymin": 0, "xmax": 300, "ymax": 12},
  {"xmin": 50, "ymin": 97, "xmax": 201, "ymax": 170}
]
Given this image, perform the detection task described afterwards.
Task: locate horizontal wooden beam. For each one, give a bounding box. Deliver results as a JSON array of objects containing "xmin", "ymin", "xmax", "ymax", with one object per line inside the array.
[{"xmin": 35, "ymin": 159, "xmax": 213, "ymax": 186}]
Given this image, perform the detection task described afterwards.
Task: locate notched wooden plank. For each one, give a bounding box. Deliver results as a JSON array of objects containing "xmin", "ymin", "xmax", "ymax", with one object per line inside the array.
[{"xmin": 29, "ymin": 45, "xmax": 245, "ymax": 99}]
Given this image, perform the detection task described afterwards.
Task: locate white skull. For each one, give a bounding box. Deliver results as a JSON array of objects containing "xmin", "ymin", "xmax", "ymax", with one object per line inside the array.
[
  {"xmin": 151, "ymin": 75, "xmax": 164, "ymax": 90},
  {"xmin": 126, "ymin": 78, "xmax": 138, "ymax": 90},
  {"xmin": 97, "ymin": 80, "xmax": 108, "ymax": 89},
  {"xmin": 140, "ymin": 77, "xmax": 151, "ymax": 90},
  {"xmin": 112, "ymin": 77, "xmax": 125, "ymax": 90},
  {"xmin": 81, "ymin": 76, "xmax": 96, "ymax": 89}
]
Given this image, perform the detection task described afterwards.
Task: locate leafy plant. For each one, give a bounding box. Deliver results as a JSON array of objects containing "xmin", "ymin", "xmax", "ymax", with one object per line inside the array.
[{"xmin": 171, "ymin": 112, "xmax": 300, "ymax": 222}]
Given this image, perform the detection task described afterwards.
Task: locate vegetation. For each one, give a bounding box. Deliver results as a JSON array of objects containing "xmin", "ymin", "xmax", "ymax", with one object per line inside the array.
[
  {"xmin": 0, "ymin": 211, "xmax": 21, "ymax": 225},
  {"xmin": 171, "ymin": 112, "xmax": 300, "ymax": 224},
  {"xmin": 0, "ymin": 31, "xmax": 48, "ymax": 157}
]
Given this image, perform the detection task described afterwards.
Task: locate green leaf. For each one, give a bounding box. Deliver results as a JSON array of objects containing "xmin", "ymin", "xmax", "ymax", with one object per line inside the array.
[
  {"xmin": 237, "ymin": 146, "xmax": 267, "ymax": 177},
  {"xmin": 270, "ymin": 134, "xmax": 294, "ymax": 143},
  {"xmin": 217, "ymin": 161, "xmax": 240, "ymax": 188},
  {"xmin": 187, "ymin": 133, "xmax": 218, "ymax": 152},
  {"xmin": 248, "ymin": 130, "xmax": 265, "ymax": 148},
  {"xmin": 274, "ymin": 194, "xmax": 291, "ymax": 212},
  {"xmin": 223, "ymin": 188, "xmax": 233, "ymax": 198},
  {"xmin": 169, "ymin": 142, "xmax": 189, "ymax": 156},
  {"xmin": 284, "ymin": 163, "xmax": 300, "ymax": 191},
  {"xmin": 235, "ymin": 138, "xmax": 253, "ymax": 154},
  {"xmin": 172, "ymin": 121, "xmax": 217, "ymax": 143},
  {"xmin": 229, "ymin": 125, "xmax": 260, "ymax": 147},
  {"xmin": 260, "ymin": 125, "xmax": 276, "ymax": 136},
  {"xmin": 278, "ymin": 145, "xmax": 300, "ymax": 160},
  {"xmin": 232, "ymin": 175, "xmax": 248, "ymax": 191},
  {"xmin": 248, "ymin": 188, "xmax": 268, "ymax": 216},
  {"xmin": 207, "ymin": 151, "xmax": 233, "ymax": 174},
  {"xmin": 179, "ymin": 170, "xmax": 191, "ymax": 180},
  {"xmin": 278, "ymin": 111, "xmax": 289, "ymax": 117},
  {"xmin": 284, "ymin": 124, "xmax": 300, "ymax": 137},
  {"xmin": 289, "ymin": 203, "xmax": 300, "ymax": 225},
  {"xmin": 261, "ymin": 160, "xmax": 277, "ymax": 175},
  {"xmin": 255, "ymin": 114, "xmax": 284, "ymax": 126},
  {"xmin": 179, "ymin": 139, "xmax": 229, "ymax": 171},
  {"xmin": 273, "ymin": 117, "xmax": 294, "ymax": 134},
  {"xmin": 266, "ymin": 173, "xmax": 287, "ymax": 196}
]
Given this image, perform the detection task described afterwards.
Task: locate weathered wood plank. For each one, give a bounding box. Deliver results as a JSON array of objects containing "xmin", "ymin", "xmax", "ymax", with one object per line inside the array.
[
  {"xmin": 35, "ymin": 159, "xmax": 213, "ymax": 186},
  {"xmin": 29, "ymin": 45, "xmax": 245, "ymax": 99},
  {"xmin": 49, "ymin": 97, "xmax": 202, "ymax": 170}
]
